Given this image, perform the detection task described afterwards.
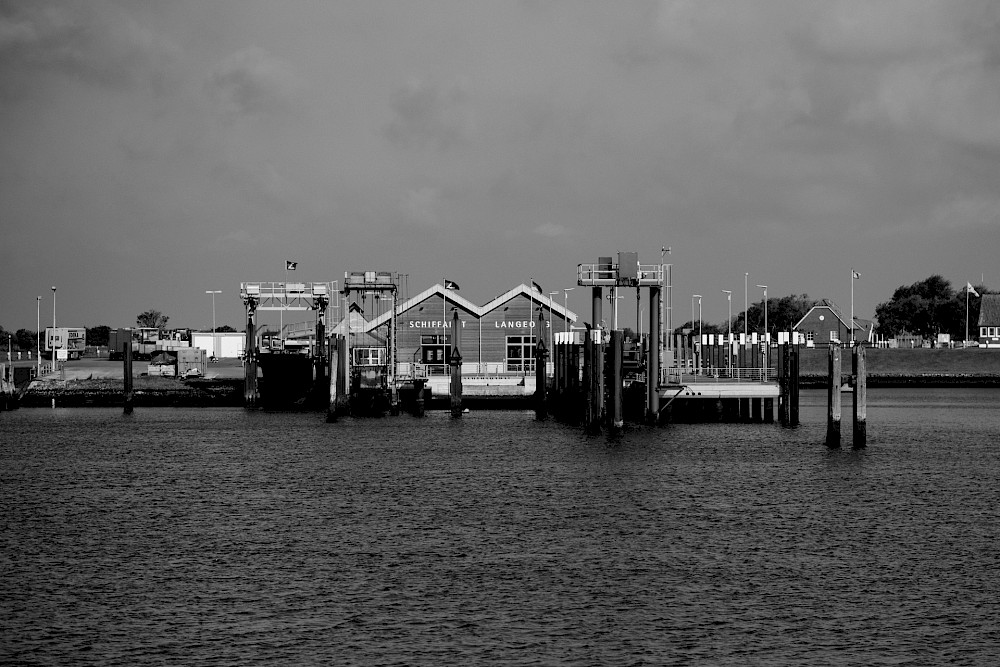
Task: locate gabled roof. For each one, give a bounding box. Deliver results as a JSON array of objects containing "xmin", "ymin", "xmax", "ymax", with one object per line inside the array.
[
  {"xmin": 793, "ymin": 299, "xmax": 874, "ymax": 338},
  {"xmin": 978, "ymin": 294, "xmax": 1000, "ymax": 326},
  {"xmin": 352, "ymin": 283, "xmax": 578, "ymax": 333}
]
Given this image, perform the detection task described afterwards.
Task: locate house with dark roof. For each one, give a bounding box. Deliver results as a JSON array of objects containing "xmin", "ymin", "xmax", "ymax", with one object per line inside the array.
[
  {"xmin": 793, "ymin": 299, "xmax": 874, "ymax": 347},
  {"xmin": 978, "ymin": 294, "xmax": 1000, "ymax": 348}
]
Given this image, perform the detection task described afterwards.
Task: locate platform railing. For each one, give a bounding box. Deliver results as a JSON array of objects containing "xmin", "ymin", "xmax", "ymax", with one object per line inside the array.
[{"xmin": 663, "ymin": 366, "xmax": 777, "ymax": 385}]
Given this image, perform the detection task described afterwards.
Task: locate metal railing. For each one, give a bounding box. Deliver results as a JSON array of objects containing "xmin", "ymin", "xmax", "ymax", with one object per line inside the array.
[{"xmin": 663, "ymin": 366, "xmax": 777, "ymax": 385}]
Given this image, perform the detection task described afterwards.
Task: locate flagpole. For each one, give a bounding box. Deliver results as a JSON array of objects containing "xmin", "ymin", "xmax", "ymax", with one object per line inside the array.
[
  {"xmin": 850, "ymin": 268, "xmax": 854, "ymax": 346},
  {"xmin": 281, "ymin": 261, "xmax": 286, "ymax": 349},
  {"xmin": 966, "ymin": 287, "xmax": 970, "ymax": 346}
]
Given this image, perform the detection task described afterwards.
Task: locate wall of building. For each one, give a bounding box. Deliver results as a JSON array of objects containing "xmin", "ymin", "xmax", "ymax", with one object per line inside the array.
[{"xmin": 361, "ymin": 289, "xmax": 573, "ymax": 373}]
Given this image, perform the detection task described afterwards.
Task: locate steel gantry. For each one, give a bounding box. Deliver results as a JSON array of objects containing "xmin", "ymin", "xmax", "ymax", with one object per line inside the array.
[{"xmin": 578, "ymin": 252, "xmax": 665, "ymax": 424}]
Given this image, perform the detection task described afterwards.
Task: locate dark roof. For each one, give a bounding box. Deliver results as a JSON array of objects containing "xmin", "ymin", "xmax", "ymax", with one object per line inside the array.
[{"xmin": 978, "ymin": 294, "xmax": 1000, "ymax": 326}]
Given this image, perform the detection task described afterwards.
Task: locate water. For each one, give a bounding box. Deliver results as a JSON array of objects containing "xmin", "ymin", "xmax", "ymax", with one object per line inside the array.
[{"xmin": 2, "ymin": 389, "xmax": 998, "ymax": 665}]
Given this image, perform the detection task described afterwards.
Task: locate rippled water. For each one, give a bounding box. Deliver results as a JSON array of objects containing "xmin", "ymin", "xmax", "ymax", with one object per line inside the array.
[{"xmin": 2, "ymin": 389, "xmax": 999, "ymax": 665}]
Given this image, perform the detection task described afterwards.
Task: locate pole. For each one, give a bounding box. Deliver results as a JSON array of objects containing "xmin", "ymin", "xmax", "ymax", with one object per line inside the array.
[
  {"xmin": 206, "ymin": 290, "xmax": 221, "ymax": 358},
  {"xmin": 51, "ymin": 286, "xmax": 56, "ymax": 370},
  {"xmin": 563, "ymin": 288, "xmax": 574, "ymax": 334},
  {"xmin": 744, "ymin": 272, "xmax": 748, "ymax": 334},
  {"xmin": 549, "ymin": 291, "xmax": 558, "ymax": 374},
  {"xmin": 757, "ymin": 285, "xmax": 768, "ymax": 375},
  {"xmin": 36, "ymin": 296, "xmax": 41, "ymax": 377},
  {"xmin": 850, "ymin": 268, "xmax": 856, "ymax": 346},
  {"xmin": 722, "ymin": 290, "xmax": 732, "ymax": 373}
]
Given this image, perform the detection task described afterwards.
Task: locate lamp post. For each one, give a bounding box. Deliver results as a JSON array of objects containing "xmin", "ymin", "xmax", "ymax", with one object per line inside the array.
[
  {"xmin": 693, "ymin": 294, "xmax": 702, "ymax": 375},
  {"xmin": 206, "ymin": 290, "xmax": 221, "ymax": 359},
  {"xmin": 722, "ymin": 290, "xmax": 732, "ymax": 373},
  {"xmin": 562, "ymin": 288, "xmax": 574, "ymax": 334},
  {"xmin": 744, "ymin": 272, "xmax": 749, "ymax": 334},
  {"xmin": 51, "ymin": 286, "xmax": 56, "ymax": 369},
  {"xmin": 757, "ymin": 284, "xmax": 768, "ymax": 374},
  {"xmin": 36, "ymin": 296, "xmax": 41, "ymax": 376}
]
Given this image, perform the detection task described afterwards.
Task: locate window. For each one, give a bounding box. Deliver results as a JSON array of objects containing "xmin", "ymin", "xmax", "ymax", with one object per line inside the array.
[
  {"xmin": 506, "ymin": 335, "xmax": 536, "ymax": 372},
  {"xmin": 806, "ymin": 332, "xmax": 815, "ymax": 343},
  {"xmin": 420, "ymin": 334, "xmax": 450, "ymax": 373},
  {"xmin": 353, "ymin": 347, "xmax": 386, "ymax": 366},
  {"xmin": 829, "ymin": 331, "xmax": 840, "ymax": 343}
]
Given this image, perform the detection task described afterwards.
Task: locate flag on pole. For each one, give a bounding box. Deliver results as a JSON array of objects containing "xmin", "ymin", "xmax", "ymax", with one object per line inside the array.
[
  {"xmin": 967, "ymin": 282, "xmax": 980, "ymax": 297},
  {"xmin": 286, "ymin": 261, "xmax": 298, "ymax": 270},
  {"xmin": 852, "ymin": 270, "xmax": 860, "ymax": 279},
  {"xmin": 444, "ymin": 279, "xmax": 459, "ymax": 290},
  {"xmin": 531, "ymin": 280, "xmax": 543, "ymax": 293}
]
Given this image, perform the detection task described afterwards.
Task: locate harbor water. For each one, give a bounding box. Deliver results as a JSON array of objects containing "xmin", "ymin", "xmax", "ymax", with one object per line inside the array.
[{"xmin": 2, "ymin": 389, "xmax": 998, "ymax": 665}]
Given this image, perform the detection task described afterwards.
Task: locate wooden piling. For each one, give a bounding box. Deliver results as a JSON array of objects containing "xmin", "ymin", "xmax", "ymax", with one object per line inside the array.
[
  {"xmin": 606, "ymin": 330, "xmax": 624, "ymax": 429},
  {"xmin": 123, "ymin": 341, "xmax": 133, "ymax": 414},
  {"xmin": 778, "ymin": 343, "xmax": 787, "ymax": 426},
  {"xmin": 327, "ymin": 335, "xmax": 339, "ymax": 422},
  {"xmin": 647, "ymin": 284, "xmax": 660, "ymax": 424},
  {"xmin": 244, "ymin": 308, "xmax": 258, "ymax": 409},
  {"xmin": 853, "ymin": 345, "xmax": 867, "ymax": 448},
  {"xmin": 789, "ymin": 341, "xmax": 800, "ymax": 427},
  {"xmin": 535, "ymin": 324, "xmax": 548, "ymax": 420},
  {"xmin": 826, "ymin": 344, "xmax": 842, "ymax": 448},
  {"xmin": 413, "ymin": 378, "xmax": 426, "ymax": 417},
  {"xmin": 450, "ymin": 311, "xmax": 463, "ymax": 417}
]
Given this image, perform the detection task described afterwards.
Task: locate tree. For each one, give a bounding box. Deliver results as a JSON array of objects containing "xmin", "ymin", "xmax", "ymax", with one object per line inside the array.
[
  {"xmin": 87, "ymin": 325, "xmax": 110, "ymax": 347},
  {"xmin": 215, "ymin": 324, "xmax": 237, "ymax": 333},
  {"xmin": 15, "ymin": 328, "xmax": 37, "ymax": 350},
  {"xmin": 875, "ymin": 275, "xmax": 962, "ymax": 339},
  {"xmin": 136, "ymin": 309, "xmax": 169, "ymax": 329}
]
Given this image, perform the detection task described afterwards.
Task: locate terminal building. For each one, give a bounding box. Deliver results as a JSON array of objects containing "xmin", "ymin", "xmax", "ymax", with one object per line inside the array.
[{"xmin": 332, "ymin": 283, "xmax": 578, "ymax": 376}]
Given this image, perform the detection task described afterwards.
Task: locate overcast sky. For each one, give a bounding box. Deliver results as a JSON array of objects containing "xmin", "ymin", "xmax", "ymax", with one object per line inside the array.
[{"xmin": 2, "ymin": 0, "xmax": 998, "ymax": 334}]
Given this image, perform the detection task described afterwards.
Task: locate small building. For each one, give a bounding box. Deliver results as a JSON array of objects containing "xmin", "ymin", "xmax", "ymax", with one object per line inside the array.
[
  {"xmin": 333, "ymin": 283, "xmax": 577, "ymax": 376},
  {"xmin": 978, "ymin": 294, "xmax": 1000, "ymax": 349},
  {"xmin": 191, "ymin": 331, "xmax": 246, "ymax": 359},
  {"xmin": 793, "ymin": 300, "xmax": 873, "ymax": 347}
]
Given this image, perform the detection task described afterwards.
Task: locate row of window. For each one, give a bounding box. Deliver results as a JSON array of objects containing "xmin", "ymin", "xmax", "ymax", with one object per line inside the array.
[
  {"xmin": 353, "ymin": 335, "xmax": 541, "ymax": 371},
  {"xmin": 982, "ymin": 327, "xmax": 1000, "ymax": 338}
]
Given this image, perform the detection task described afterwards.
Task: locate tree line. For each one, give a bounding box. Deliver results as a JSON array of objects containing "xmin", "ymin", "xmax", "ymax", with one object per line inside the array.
[{"xmin": 671, "ymin": 275, "xmax": 991, "ymax": 342}]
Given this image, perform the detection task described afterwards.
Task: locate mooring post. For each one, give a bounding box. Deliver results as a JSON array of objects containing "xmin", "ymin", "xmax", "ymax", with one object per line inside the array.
[
  {"xmin": 789, "ymin": 341, "xmax": 800, "ymax": 427},
  {"xmin": 826, "ymin": 344, "xmax": 842, "ymax": 448},
  {"xmin": 413, "ymin": 378, "xmax": 426, "ymax": 417},
  {"xmin": 326, "ymin": 334, "xmax": 339, "ymax": 422},
  {"xmin": 647, "ymin": 284, "xmax": 660, "ymax": 425},
  {"xmin": 244, "ymin": 306, "xmax": 258, "ymax": 409},
  {"xmin": 853, "ymin": 344, "xmax": 867, "ymax": 448},
  {"xmin": 607, "ymin": 330, "xmax": 624, "ymax": 429},
  {"xmin": 123, "ymin": 341, "xmax": 133, "ymax": 414},
  {"xmin": 449, "ymin": 310, "xmax": 463, "ymax": 418},
  {"xmin": 583, "ymin": 327, "xmax": 596, "ymax": 429},
  {"xmin": 336, "ymin": 335, "xmax": 350, "ymax": 414},
  {"xmin": 778, "ymin": 342, "xmax": 787, "ymax": 426},
  {"xmin": 534, "ymin": 320, "xmax": 548, "ymax": 420}
]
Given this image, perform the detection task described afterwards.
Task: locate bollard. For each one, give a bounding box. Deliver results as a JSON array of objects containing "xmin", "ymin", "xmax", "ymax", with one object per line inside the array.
[
  {"xmin": 327, "ymin": 335, "xmax": 339, "ymax": 422},
  {"xmin": 413, "ymin": 378, "xmax": 426, "ymax": 417},
  {"xmin": 450, "ymin": 311, "xmax": 463, "ymax": 418}
]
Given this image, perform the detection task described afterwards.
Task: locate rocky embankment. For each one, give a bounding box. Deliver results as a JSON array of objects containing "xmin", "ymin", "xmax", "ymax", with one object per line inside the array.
[{"xmin": 20, "ymin": 377, "xmax": 244, "ymax": 408}]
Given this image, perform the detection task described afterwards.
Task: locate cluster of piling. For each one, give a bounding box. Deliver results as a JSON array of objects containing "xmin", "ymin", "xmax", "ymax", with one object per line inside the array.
[{"xmin": 826, "ymin": 344, "xmax": 867, "ymax": 449}]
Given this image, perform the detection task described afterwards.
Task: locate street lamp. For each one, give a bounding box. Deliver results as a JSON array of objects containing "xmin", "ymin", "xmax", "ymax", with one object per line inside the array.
[
  {"xmin": 562, "ymin": 288, "xmax": 574, "ymax": 334},
  {"xmin": 206, "ymin": 290, "xmax": 221, "ymax": 359},
  {"xmin": 756, "ymin": 285, "xmax": 768, "ymax": 339},
  {"xmin": 51, "ymin": 286, "xmax": 56, "ymax": 369},
  {"xmin": 36, "ymin": 296, "xmax": 41, "ymax": 376},
  {"xmin": 744, "ymin": 272, "xmax": 749, "ymax": 334},
  {"xmin": 722, "ymin": 290, "xmax": 732, "ymax": 373},
  {"xmin": 693, "ymin": 294, "xmax": 702, "ymax": 375},
  {"xmin": 757, "ymin": 284, "xmax": 768, "ymax": 374}
]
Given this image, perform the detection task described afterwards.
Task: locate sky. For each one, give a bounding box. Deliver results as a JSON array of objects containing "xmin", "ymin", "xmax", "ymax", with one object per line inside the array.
[{"xmin": 2, "ymin": 0, "xmax": 999, "ymax": 335}]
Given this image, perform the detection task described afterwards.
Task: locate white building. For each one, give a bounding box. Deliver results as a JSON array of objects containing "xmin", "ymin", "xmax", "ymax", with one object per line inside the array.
[{"xmin": 191, "ymin": 332, "xmax": 246, "ymax": 359}]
